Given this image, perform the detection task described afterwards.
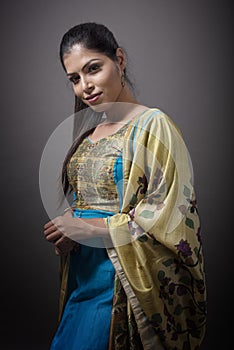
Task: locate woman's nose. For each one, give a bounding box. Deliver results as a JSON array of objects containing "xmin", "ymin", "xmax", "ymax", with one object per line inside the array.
[{"xmin": 81, "ymin": 76, "xmax": 94, "ymax": 93}]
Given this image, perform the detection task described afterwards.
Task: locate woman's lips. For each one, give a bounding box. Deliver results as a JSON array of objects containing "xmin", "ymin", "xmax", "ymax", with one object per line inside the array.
[{"xmin": 85, "ymin": 93, "xmax": 102, "ymax": 103}]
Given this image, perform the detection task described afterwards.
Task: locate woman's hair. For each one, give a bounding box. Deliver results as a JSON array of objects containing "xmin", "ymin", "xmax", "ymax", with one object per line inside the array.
[
  {"xmin": 59, "ymin": 22, "xmax": 133, "ymax": 202},
  {"xmin": 60, "ymin": 22, "xmax": 119, "ymax": 73}
]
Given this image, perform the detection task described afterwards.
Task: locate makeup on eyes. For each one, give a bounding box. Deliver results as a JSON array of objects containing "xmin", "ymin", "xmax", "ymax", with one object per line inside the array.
[
  {"xmin": 67, "ymin": 60, "xmax": 102, "ymax": 84},
  {"xmin": 67, "ymin": 59, "xmax": 102, "ymax": 76}
]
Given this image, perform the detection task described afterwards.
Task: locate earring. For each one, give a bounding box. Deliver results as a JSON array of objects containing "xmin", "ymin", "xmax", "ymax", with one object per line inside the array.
[{"xmin": 121, "ymin": 72, "xmax": 125, "ymax": 87}]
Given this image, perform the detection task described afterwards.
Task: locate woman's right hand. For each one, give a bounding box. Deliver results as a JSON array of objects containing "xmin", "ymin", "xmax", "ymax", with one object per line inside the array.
[{"xmin": 44, "ymin": 208, "xmax": 79, "ymax": 256}]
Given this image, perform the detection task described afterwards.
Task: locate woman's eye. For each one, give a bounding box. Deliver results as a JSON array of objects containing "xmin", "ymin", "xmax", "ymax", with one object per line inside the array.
[
  {"xmin": 69, "ymin": 75, "xmax": 80, "ymax": 84},
  {"xmin": 89, "ymin": 64, "xmax": 100, "ymax": 73}
]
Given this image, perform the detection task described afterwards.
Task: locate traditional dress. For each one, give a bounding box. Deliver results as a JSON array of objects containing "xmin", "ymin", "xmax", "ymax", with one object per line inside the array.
[{"xmin": 53, "ymin": 108, "xmax": 206, "ymax": 350}]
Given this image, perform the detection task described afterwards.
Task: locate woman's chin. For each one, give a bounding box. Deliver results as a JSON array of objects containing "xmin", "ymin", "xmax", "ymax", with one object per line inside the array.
[{"xmin": 88, "ymin": 102, "xmax": 114, "ymax": 114}]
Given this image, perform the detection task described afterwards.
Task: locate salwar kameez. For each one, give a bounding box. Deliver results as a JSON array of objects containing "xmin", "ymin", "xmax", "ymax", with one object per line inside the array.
[{"xmin": 55, "ymin": 108, "xmax": 206, "ymax": 350}]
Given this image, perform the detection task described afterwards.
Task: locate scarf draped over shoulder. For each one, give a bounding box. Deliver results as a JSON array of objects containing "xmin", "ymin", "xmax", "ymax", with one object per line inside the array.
[{"xmin": 103, "ymin": 108, "xmax": 206, "ymax": 349}]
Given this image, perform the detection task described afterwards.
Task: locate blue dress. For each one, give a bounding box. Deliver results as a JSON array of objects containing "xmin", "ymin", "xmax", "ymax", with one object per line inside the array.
[{"xmin": 50, "ymin": 123, "xmax": 129, "ymax": 350}]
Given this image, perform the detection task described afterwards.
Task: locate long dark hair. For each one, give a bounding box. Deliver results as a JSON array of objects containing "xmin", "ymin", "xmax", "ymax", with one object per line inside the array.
[{"xmin": 59, "ymin": 22, "xmax": 133, "ymax": 202}]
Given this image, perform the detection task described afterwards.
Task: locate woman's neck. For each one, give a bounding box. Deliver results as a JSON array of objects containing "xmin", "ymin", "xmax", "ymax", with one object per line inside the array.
[{"xmin": 103, "ymin": 86, "xmax": 144, "ymax": 123}]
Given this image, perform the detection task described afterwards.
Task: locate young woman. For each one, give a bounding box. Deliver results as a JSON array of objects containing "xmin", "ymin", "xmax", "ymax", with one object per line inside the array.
[{"xmin": 44, "ymin": 22, "xmax": 206, "ymax": 350}]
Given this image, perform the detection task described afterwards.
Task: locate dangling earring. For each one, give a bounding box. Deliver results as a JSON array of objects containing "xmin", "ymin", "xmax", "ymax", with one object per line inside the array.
[{"xmin": 121, "ymin": 72, "xmax": 125, "ymax": 87}]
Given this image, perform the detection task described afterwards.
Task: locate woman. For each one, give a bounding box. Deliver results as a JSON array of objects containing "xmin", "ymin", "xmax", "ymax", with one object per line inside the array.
[{"xmin": 44, "ymin": 22, "xmax": 206, "ymax": 350}]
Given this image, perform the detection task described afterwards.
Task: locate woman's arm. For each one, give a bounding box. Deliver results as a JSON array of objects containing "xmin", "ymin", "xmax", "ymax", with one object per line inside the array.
[{"xmin": 44, "ymin": 215, "xmax": 110, "ymax": 254}]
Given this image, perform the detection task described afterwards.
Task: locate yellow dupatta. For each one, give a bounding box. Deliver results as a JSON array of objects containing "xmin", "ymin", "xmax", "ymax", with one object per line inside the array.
[{"xmin": 104, "ymin": 108, "xmax": 206, "ymax": 349}]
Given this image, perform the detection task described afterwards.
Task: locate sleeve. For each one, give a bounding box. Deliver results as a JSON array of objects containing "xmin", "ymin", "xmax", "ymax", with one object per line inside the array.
[{"xmin": 103, "ymin": 109, "xmax": 207, "ymax": 349}]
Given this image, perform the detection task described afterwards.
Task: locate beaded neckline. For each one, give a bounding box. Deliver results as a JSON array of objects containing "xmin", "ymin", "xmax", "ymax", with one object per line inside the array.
[{"xmin": 86, "ymin": 119, "xmax": 132, "ymax": 145}]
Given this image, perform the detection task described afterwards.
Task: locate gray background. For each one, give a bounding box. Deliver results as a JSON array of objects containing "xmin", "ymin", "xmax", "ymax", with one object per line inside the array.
[{"xmin": 1, "ymin": 0, "xmax": 233, "ymax": 348}]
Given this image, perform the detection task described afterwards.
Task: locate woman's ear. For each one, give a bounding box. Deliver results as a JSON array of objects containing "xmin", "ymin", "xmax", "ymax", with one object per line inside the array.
[{"xmin": 116, "ymin": 47, "xmax": 126, "ymax": 71}]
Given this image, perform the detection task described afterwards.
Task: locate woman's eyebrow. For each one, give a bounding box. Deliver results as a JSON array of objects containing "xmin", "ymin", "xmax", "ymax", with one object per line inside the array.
[{"xmin": 67, "ymin": 58, "xmax": 101, "ymax": 76}]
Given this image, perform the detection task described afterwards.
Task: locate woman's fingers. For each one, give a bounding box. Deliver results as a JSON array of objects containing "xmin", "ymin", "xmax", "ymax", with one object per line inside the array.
[
  {"xmin": 44, "ymin": 224, "xmax": 58, "ymax": 237},
  {"xmin": 44, "ymin": 215, "xmax": 80, "ymax": 256},
  {"xmin": 55, "ymin": 235, "xmax": 70, "ymax": 247},
  {"xmin": 55, "ymin": 247, "xmax": 62, "ymax": 255},
  {"xmin": 45, "ymin": 229, "xmax": 63, "ymax": 243},
  {"xmin": 54, "ymin": 236, "xmax": 76, "ymax": 255},
  {"xmin": 44, "ymin": 216, "xmax": 62, "ymax": 233},
  {"xmin": 44, "ymin": 221, "xmax": 54, "ymax": 230}
]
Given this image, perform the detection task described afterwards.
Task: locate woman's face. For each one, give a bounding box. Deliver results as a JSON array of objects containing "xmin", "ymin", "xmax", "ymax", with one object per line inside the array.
[{"xmin": 63, "ymin": 44, "xmax": 126, "ymax": 107}]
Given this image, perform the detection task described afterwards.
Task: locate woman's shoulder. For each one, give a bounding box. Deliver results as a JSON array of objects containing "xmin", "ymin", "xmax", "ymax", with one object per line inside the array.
[{"xmin": 132, "ymin": 107, "xmax": 182, "ymax": 136}]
